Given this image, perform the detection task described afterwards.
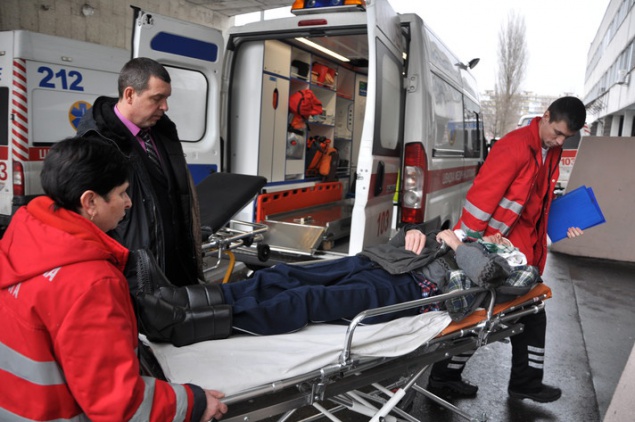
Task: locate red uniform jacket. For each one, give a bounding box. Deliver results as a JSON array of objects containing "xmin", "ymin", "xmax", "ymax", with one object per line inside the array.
[
  {"xmin": 455, "ymin": 117, "xmax": 561, "ymax": 273},
  {"xmin": 0, "ymin": 196, "xmax": 204, "ymax": 421}
]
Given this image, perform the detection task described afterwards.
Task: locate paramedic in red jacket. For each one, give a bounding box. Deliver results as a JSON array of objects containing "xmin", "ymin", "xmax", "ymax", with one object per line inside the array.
[
  {"xmin": 428, "ymin": 96, "xmax": 586, "ymax": 403},
  {"xmin": 0, "ymin": 136, "xmax": 227, "ymax": 422}
]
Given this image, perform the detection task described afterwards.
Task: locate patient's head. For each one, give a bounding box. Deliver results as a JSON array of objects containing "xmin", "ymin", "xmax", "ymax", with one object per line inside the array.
[{"xmin": 482, "ymin": 233, "xmax": 513, "ymax": 247}]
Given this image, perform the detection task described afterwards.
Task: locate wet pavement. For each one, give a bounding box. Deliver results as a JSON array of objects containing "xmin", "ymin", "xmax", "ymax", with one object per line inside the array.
[{"xmin": 411, "ymin": 250, "xmax": 635, "ymax": 422}]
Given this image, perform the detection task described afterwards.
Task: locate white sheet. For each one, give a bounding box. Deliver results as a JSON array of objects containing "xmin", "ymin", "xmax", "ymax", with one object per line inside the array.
[{"xmin": 143, "ymin": 311, "xmax": 452, "ymax": 396}]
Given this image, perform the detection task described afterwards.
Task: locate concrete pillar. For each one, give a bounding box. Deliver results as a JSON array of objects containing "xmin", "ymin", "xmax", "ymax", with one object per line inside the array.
[
  {"xmin": 610, "ymin": 114, "xmax": 622, "ymax": 136},
  {"xmin": 595, "ymin": 120, "xmax": 604, "ymax": 136},
  {"xmin": 603, "ymin": 116, "xmax": 612, "ymax": 136},
  {"xmin": 622, "ymin": 111, "xmax": 635, "ymax": 136}
]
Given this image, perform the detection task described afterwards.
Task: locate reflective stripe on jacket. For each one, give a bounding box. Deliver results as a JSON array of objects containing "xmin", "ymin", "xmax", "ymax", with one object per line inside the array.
[
  {"xmin": 0, "ymin": 197, "xmax": 199, "ymax": 421},
  {"xmin": 455, "ymin": 117, "xmax": 561, "ymax": 272}
]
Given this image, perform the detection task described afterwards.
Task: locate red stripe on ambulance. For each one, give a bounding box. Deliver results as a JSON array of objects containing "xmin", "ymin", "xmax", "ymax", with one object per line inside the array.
[
  {"xmin": 426, "ymin": 165, "xmax": 479, "ymax": 192},
  {"xmin": 29, "ymin": 148, "xmax": 50, "ymax": 161}
]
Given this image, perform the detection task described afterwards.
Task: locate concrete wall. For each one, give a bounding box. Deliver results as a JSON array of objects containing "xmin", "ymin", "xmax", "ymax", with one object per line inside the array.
[
  {"xmin": 550, "ymin": 136, "xmax": 635, "ymax": 262},
  {"xmin": 0, "ymin": 0, "xmax": 230, "ymax": 51}
]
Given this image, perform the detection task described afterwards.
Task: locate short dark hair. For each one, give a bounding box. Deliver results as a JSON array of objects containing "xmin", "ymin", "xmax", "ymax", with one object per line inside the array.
[
  {"xmin": 117, "ymin": 57, "xmax": 171, "ymax": 99},
  {"xmin": 547, "ymin": 96, "xmax": 587, "ymax": 132},
  {"xmin": 41, "ymin": 135, "xmax": 129, "ymax": 212}
]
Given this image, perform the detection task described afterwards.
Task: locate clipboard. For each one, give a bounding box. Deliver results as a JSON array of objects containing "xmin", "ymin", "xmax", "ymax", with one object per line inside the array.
[{"xmin": 547, "ymin": 185, "xmax": 606, "ymax": 242}]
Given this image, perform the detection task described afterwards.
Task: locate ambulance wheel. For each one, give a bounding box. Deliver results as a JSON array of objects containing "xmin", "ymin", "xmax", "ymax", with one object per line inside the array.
[{"xmin": 257, "ymin": 243, "xmax": 270, "ymax": 262}]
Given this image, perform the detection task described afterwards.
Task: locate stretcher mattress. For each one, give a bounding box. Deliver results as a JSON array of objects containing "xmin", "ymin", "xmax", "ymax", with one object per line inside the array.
[{"xmin": 142, "ymin": 311, "xmax": 452, "ymax": 396}]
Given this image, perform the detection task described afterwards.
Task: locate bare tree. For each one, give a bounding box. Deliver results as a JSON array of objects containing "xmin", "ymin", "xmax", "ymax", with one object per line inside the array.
[{"xmin": 492, "ymin": 11, "xmax": 528, "ymax": 138}]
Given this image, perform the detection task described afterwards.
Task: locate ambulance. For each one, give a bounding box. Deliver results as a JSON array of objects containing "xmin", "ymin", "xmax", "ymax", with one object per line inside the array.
[
  {"xmin": 0, "ymin": 30, "xmax": 128, "ymax": 233},
  {"xmin": 132, "ymin": 0, "xmax": 486, "ymax": 259}
]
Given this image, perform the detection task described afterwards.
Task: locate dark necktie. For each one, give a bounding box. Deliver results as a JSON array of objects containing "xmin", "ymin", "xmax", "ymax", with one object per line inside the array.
[{"xmin": 139, "ymin": 129, "xmax": 163, "ymax": 175}]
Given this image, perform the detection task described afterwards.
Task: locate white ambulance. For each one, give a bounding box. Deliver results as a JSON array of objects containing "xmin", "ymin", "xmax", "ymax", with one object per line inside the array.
[
  {"xmin": 132, "ymin": 0, "xmax": 486, "ymax": 259},
  {"xmin": 0, "ymin": 30, "xmax": 128, "ymax": 233}
]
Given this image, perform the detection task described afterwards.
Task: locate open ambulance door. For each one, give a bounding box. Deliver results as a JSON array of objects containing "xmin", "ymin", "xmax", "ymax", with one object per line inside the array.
[
  {"xmin": 348, "ymin": 0, "xmax": 404, "ymax": 254},
  {"xmin": 131, "ymin": 8, "xmax": 224, "ymax": 183}
]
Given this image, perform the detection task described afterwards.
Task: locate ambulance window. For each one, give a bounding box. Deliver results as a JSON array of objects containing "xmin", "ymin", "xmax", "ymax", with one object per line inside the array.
[
  {"xmin": 431, "ymin": 74, "xmax": 464, "ymax": 156},
  {"xmin": 0, "ymin": 88, "xmax": 7, "ymax": 146},
  {"xmin": 164, "ymin": 66, "xmax": 207, "ymax": 142},
  {"xmin": 463, "ymin": 102, "xmax": 482, "ymax": 158},
  {"xmin": 373, "ymin": 39, "xmax": 402, "ymax": 156}
]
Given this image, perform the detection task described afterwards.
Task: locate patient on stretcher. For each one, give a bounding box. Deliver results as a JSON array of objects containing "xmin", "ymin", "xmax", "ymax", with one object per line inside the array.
[{"xmin": 130, "ymin": 225, "xmax": 540, "ymax": 344}]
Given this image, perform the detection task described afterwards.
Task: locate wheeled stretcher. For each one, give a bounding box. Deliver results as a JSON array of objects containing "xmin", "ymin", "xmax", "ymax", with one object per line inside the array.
[
  {"xmin": 196, "ymin": 173, "xmax": 270, "ymax": 282},
  {"xmin": 141, "ymin": 283, "xmax": 552, "ymax": 422}
]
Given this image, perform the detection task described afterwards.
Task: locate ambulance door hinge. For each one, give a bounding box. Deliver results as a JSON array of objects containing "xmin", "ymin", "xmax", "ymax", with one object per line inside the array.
[{"xmin": 406, "ymin": 74, "xmax": 418, "ymax": 93}]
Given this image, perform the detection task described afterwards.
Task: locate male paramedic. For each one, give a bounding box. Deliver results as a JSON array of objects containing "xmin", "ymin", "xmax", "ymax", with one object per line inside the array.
[
  {"xmin": 427, "ymin": 96, "xmax": 587, "ymax": 403},
  {"xmin": 77, "ymin": 57, "xmax": 202, "ymax": 287}
]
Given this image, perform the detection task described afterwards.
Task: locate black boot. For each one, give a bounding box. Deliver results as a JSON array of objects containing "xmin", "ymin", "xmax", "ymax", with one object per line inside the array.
[
  {"xmin": 126, "ymin": 249, "xmax": 233, "ymax": 346},
  {"xmin": 508, "ymin": 384, "xmax": 561, "ymax": 403}
]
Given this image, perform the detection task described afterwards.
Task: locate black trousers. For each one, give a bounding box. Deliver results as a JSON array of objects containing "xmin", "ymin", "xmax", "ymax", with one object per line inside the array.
[{"xmin": 430, "ymin": 310, "xmax": 547, "ymax": 392}]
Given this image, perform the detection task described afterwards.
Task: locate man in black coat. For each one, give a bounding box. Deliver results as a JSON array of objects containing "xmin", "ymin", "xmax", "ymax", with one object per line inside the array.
[{"xmin": 78, "ymin": 58, "xmax": 200, "ymax": 287}]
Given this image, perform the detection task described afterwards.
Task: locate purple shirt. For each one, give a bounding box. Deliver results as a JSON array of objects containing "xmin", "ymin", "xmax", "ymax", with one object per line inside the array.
[{"xmin": 113, "ymin": 104, "xmax": 160, "ymax": 157}]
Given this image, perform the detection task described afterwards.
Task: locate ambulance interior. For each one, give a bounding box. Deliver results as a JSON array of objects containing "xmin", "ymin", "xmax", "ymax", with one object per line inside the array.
[{"xmin": 228, "ymin": 27, "xmax": 380, "ymax": 257}]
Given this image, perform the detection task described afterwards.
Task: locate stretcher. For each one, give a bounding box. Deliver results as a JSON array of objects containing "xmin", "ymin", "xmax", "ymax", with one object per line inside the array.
[
  {"xmin": 197, "ymin": 173, "xmax": 271, "ymax": 282},
  {"xmin": 141, "ymin": 283, "xmax": 552, "ymax": 422}
]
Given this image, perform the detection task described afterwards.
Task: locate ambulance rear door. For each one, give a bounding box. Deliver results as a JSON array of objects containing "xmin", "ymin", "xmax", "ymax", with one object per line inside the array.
[
  {"xmin": 132, "ymin": 8, "xmax": 224, "ymax": 181},
  {"xmin": 348, "ymin": 0, "xmax": 405, "ymax": 254}
]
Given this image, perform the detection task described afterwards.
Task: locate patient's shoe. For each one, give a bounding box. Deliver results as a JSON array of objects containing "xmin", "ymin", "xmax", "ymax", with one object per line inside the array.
[
  {"xmin": 427, "ymin": 376, "xmax": 478, "ymax": 397},
  {"xmin": 508, "ymin": 384, "xmax": 561, "ymax": 403}
]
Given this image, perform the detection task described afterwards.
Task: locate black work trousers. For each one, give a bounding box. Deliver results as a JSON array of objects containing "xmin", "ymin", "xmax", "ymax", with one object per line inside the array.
[{"xmin": 430, "ymin": 310, "xmax": 548, "ymax": 392}]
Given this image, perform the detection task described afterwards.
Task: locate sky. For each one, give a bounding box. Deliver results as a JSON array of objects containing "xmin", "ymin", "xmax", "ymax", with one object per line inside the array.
[{"xmin": 388, "ymin": 0, "xmax": 611, "ymax": 97}]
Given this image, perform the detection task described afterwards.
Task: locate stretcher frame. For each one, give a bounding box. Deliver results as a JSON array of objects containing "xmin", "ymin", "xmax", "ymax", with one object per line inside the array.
[
  {"xmin": 220, "ymin": 284, "xmax": 550, "ymax": 422},
  {"xmin": 183, "ymin": 174, "xmax": 553, "ymax": 421},
  {"xmin": 142, "ymin": 283, "xmax": 551, "ymax": 422}
]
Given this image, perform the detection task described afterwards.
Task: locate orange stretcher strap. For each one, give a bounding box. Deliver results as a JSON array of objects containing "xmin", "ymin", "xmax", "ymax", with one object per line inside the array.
[{"xmin": 439, "ymin": 283, "xmax": 552, "ymax": 336}]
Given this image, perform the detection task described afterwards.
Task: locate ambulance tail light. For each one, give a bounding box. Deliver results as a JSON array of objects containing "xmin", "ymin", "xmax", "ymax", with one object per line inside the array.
[
  {"xmin": 401, "ymin": 142, "xmax": 427, "ymax": 224},
  {"xmin": 13, "ymin": 161, "xmax": 24, "ymax": 197},
  {"xmin": 291, "ymin": 0, "xmax": 366, "ymax": 15}
]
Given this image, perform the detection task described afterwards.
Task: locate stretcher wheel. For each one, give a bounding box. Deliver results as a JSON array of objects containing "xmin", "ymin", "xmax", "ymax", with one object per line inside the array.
[
  {"xmin": 242, "ymin": 236, "xmax": 254, "ymax": 248},
  {"xmin": 257, "ymin": 243, "xmax": 270, "ymax": 262}
]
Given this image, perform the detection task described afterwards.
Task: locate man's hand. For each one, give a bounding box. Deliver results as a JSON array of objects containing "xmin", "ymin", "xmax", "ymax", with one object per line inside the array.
[
  {"xmin": 435, "ymin": 229, "xmax": 463, "ymax": 251},
  {"xmin": 567, "ymin": 227, "xmax": 584, "ymax": 238},
  {"xmin": 404, "ymin": 230, "xmax": 426, "ymax": 255},
  {"xmin": 200, "ymin": 389, "xmax": 228, "ymax": 422}
]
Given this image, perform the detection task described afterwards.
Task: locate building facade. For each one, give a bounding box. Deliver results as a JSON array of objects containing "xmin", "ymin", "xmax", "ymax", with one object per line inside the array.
[{"xmin": 584, "ymin": 0, "xmax": 635, "ymax": 136}]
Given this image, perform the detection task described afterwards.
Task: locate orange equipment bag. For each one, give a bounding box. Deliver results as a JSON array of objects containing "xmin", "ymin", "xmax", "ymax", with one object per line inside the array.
[
  {"xmin": 306, "ymin": 137, "xmax": 339, "ymax": 182},
  {"xmin": 289, "ymin": 89, "xmax": 323, "ymax": 119}
]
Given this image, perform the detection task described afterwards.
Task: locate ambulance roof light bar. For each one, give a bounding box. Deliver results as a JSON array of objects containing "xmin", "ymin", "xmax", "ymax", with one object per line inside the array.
[{"xmin": 291, "ymin": 0, "xmax": 366, "ymax": 16}]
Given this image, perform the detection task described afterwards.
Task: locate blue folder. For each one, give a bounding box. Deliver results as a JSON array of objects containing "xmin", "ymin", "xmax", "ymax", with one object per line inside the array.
[{"xmin": 547, "ymin": 185, "xmax": 606, "ymax": 242}]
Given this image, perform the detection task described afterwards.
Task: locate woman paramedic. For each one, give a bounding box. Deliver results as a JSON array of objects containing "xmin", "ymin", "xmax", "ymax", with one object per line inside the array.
[{"xmin": 0, "ymin": 135, "xmax": 227, "ymax": 421}]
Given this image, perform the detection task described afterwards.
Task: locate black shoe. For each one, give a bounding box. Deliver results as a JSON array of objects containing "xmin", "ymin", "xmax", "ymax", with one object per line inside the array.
[
  {"xmin": 427, "ymin": 377, "xmax": 479, "ymax": 397},
  {"xmin": 508, "ymin": 384, "xmax": 562, "ymax": 403}
]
